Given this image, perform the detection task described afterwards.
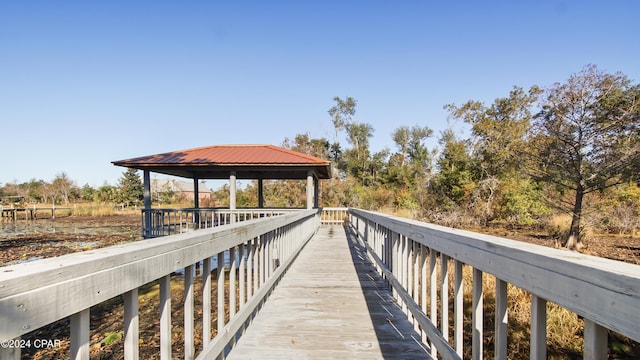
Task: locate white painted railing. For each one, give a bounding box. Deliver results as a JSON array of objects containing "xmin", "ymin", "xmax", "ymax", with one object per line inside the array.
[
  {"xmin": 141, "ymin": 208, "xmax": 300, "ymax": 238},
  {"xmin": 349, "ymin": 208, "xmax": 640, "ymax": 360},
  {"xmin": 0, "ymin": 209, "xmax": 320, "ymax": 360},
  {"xmin": 319, "ymin": 207, "xmax": 349, "ymax": 225}
]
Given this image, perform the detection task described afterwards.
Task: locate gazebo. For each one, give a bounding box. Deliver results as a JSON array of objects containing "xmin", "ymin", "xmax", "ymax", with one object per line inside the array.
[{"xmin": 113, "ymin": 144, "xmax": 332, "ymax": 236}]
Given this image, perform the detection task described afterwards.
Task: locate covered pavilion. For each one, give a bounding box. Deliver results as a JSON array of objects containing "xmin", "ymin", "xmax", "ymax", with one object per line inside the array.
[{"xmin": 112, "ymin": 143, "xmax": 332, "ymax": 211}]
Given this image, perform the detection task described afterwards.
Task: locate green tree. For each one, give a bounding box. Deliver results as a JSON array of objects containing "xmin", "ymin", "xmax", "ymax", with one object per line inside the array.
[
  {"xmin": 94, "ymin": 184, "xmax": 118, "ymax": 203},
  {"xmin": 430, "ymin": 129, "xmax": 478, "ymax": 209},
  {"xmin": 530, "ymin": 65, "xmax": 640, "ymax": 249},
  {"xmin": 328, "ymin": 96, "xmax": 376, "ymax": 184},
  {"xmin": 80, "ymin": 184, "xmax": 96, "ymax": 201},
  {"xmin": 446, "ymin": 86, "xmax": 541, "ymax": 178},
  {"xmin": 282, "ymin": 133, "xmax": 331, "ymax": 159},
  {"xmin": 389, "ymin": 125, "xmax": 434, "ymax": 188},
  {"xmin": 117, "ymin": 169, "xmax": 144, "ymax": 207},
  {"xmin": 446, "ymin": 86, "xmax": 547, "ymax": 224}
]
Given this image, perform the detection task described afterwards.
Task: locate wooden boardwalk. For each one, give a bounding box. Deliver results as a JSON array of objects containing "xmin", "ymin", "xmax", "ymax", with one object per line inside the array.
[{"xmin": 227, "ymin": 225, "xmax": 431, "ymax": 359}]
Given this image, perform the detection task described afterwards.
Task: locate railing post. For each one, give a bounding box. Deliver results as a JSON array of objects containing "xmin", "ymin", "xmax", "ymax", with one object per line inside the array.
[
  {"xmin": 472, "ymin": 268, "xmax": 483, "ymax": 360},
  {"xmin": 530, "ymin": 295, "xmax": 547, "ymax": 360},
  {"xmin": 420, "ymin": 244, "xmax": 427, "ymax": 343},
  {"xmin": 159, "ymin": 275, "xmax": 172, "ymax": 360},
  {"xmin": 70, "ymin": 309, "xmax": 90, "ymax": 360},
  {"xmin": 239, "ymin": 244, "xmax": 246, "ymax": 309},
  {"xmin": 124, "ymin": 288, "xmax": 139, "ymax": 360},
  {"xmin": 454, "ymin": 260, "xmax": 464, "ymax": 356},
  {"xmin": 203, "ymin": 259, "xmax": 212, "ymax": 347},
  {"xmin": 217, "ymin": 252, "xmax": 226, "ymax": 333},
  {"xmin": 495, "ymin": 278, "xmax": 508, "ymax": 360},
  {"xmin": 441, "ymin": 254, "xmax": 449, "ymax": 343},
  {"xmin": 184, "ymin": 265, "xmax": 195, "ymax": 360},
  {"xmin": 583, "ymin": 319, "xmax": 608, "ymax": 360},
  {"xmin": 0, "ymin": 340, "xmax": 20, "ymax": 360},
  {"xmin": 429, "ymin": 249, "xmax": 438, "ymax": 359},
  {"xmin": 230, "ymin": 246, "xmax": 237, "ymax": 318}
]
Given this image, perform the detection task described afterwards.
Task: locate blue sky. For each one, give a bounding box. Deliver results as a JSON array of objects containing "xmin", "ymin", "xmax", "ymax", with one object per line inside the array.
[{"xmin": 1, "ymin": 1, "xmax": 639, "ymax": 187}]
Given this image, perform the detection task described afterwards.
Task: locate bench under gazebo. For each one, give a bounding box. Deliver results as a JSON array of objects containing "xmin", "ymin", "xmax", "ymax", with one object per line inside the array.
[{"xmin": 113, "ymin": 144, "xmax": 332, "ymax": 237}]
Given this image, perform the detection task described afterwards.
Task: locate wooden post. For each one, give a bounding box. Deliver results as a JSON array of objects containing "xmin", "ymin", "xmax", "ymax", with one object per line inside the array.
[
  {"xmin": 124, "ymin": 288, "xmax": 139, "ymax": 360},
  {"xmin": 313, "ymin": 175, "xmax": 319, "ymax": 208},
  {"xmin": 472, "ymin": 268, "xmax": 483, "ymax": 360},
  {"xmin": 531, "ymin": 295, "xmax": 547, "ymax": 360},
  {"xmin": 203, "ymin": 259, "xmax": 212, "ymax": 347},
  {"xmin": 230, "ymin": 171, "xmax": 237, "ymax": 210},
  {"xmin": 159, "ymin": 275, "xmax": 172, "ymax": 360},
  {"xmin": 193, "ymin": 178, "xmax": 200, "ymax": 229},
  {"xmin": 495, "ymin": 279, "xmax": 508, "ymax": 360},
  {"xmin": 584, "ymin": 319, "xmax": 607, "ymax": 359},
  {"xmin": 258, "ymin": 178, "xmax": 264, "ymax": 208},
  {"xmin": 143, "ymin": 170, "xmax": 151, "ymax": 238},
  {"xmin": 71, "ymin": 309, "xmax": 90, "ymax": 360},
  {"xmin": 193, "ymin": 178, "xmax": 200, "ymax": 209},
  {"xmin": 184, "ymin": 265, "xmax": 194, "ymax": 360},
  {"xmin": 306, "ymin": 170, "xmax": 313, "ymax": 209}
]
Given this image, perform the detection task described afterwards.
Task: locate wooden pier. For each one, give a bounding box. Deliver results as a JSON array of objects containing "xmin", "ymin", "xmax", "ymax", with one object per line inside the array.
[
  {"xmin": 0, "ymin": 206, "xmax": 70, "ymax": 222},
  {"xmin": 228, "ymin": 225, "xmax": 430, "ymax": 359}
]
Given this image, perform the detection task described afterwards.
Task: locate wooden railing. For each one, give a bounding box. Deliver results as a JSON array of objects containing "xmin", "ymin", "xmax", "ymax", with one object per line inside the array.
[
  {"xmin": 349, "ymin": 208, "xmax": 640, "ymax": 360},
  {"xmin": 141, "ymin": 208, "xmax": 300, "ymax": 238},
  {"xmin": 0, "ymin": 209, "xmax": 320, "ymax": 360},
  {"xmin": 319, "ymin": 207, "xmax": 349, "ymax": 225}
]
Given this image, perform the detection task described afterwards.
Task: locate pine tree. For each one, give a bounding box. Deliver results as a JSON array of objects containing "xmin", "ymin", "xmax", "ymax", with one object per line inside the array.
[{"xmin": 118, "ymin": 168, "xmax": 144, "ymax": 207}]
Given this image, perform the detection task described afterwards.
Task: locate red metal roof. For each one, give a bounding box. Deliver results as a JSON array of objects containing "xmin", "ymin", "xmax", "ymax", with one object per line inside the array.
[{"xmin": 112, "ymin": 144, "xmax": 332, "ymax": 179}]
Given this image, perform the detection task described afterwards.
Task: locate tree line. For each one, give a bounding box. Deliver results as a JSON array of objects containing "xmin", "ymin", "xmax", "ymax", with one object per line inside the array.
[
  {"xmin": 0, "ymin": 168, "xmax": 145, "ymax": 207},
  {"xmin": 2, "ymin": 65, "xmax": 638, "ymax": 249},
  {"xmin": 264, "ymin": 65, "xmax": 640, "ymax": 249}
]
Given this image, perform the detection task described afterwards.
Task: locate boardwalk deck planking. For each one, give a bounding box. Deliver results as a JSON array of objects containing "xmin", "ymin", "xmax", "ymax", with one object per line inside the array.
[{"xmin": 227, "ymin": 225, "xmax": 431, "ymax": 360}]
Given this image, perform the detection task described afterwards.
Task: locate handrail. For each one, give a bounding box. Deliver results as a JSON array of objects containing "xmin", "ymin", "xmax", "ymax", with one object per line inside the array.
[
  {"xmin": 0, "ymin": 209, "xmax": 320, "ymax": 359},
  {"xmin": 319, "ymin": 207, "xmax": 348, "ymax": 225},
  {"xmin": 349, "ymin": 208, "xmax": 640, "ymax": 359},
  {"xmin": 141, "ymin": 208, "xmax": 300, "ymax": 238}
]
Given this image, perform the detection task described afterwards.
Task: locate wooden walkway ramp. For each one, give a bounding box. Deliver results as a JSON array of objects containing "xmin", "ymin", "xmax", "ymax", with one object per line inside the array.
[{"xmin": 227, "ymin": 225, "xmax": 431, "ymax": 359}]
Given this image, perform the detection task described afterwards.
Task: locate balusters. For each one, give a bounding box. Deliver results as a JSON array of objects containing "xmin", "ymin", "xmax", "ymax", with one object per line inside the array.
[
  {"xmin": 454, "ymin": 260, "xmax": 464, "ymax": 356},
  {"xmin": 530, "ymin": 295, "xmax": 547, "ymax": 360},
  {"xmin": 495, "ymin": 278, "xmax": 508, "ymax": 360},
  {"xmin": 217, "ymin": 252, "xmax": 225, "ymax": 333},
  {"xmin": 183, "ymin": 265, "xmax": 194, "ymax": 360},
  {"xmin": 429, "ymin": 249, "xmax": 438, "ymax": 358},
  {"xmin": 159, "ymin": 275, "xmax": 171, "ymax": 360},
  {"xmin": 441, "ymin": 254, "xmax": 449, "ymax": 343},
  {"xmin": 472, "ymin": 268, "xmax": 483, "ymax": 360},
  {"xmin": 70, "ymin": 309, "xmax": 90, "ymax": 360},
  {"xmin": 584, "ymin": 319, "xmax": 607, "ymax": 359},
  {"xmin": 124, "ymin": 288, "xmax": 140, "ymax": 360},
  {"xmin": 203, "ymin": 258, "xmax": 212, "ymax": 347}
]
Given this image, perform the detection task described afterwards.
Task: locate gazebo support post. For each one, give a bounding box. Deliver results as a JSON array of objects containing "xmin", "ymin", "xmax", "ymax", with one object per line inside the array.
[
  {"xmin": 143, "ymin": 170, "xmax": 151, "ymax": 238},
  {"xmin": 258, "ymin": 178, "xmax": 264, "ymax": 208},
  {"xmin": 193, "ymin": 177, "xmax": 200, "ymax": 228},
  {"xmin": 314, "ymin": 175, "xmax": 319, "ymax": 208},
  {"xmin": 306, "ymin": 171, "xmax": 313, "ymax": 209},
  {"xmin": 230, "ymin": 172, "xmax": 237, "ymax": 224}
]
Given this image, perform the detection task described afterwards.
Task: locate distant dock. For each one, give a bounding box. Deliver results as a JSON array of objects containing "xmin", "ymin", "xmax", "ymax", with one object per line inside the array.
[{"xmin": 0, "ymin": 206, "xmax": 70, "ymax": 222}]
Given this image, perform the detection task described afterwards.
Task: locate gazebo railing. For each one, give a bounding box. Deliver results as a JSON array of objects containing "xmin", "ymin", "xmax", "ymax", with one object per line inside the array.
[
  {"xmin": 319, "ymin": 207, "xmax": 349, "ymax": 225},
  {"xmin": 142, "ymin": 208, "xmax": 301, "ymax": 238}
]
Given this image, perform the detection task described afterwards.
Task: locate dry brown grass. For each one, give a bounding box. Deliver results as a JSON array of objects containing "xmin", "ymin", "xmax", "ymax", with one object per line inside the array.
[{"xmin": 407, "ymin": 255, "xmax": 637, "ymax": 359}]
